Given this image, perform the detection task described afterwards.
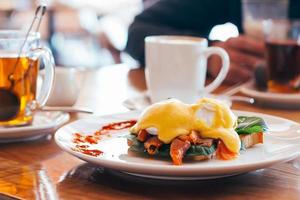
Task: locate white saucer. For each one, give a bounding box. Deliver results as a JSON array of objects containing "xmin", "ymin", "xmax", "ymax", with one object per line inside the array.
[
  {"xmin": 122, "ymin": 93, "xmax": 151, "ymax": 110},
  {"xmin": 0, "ymin": 111, "xmax": 70, "ymax": 142},
  {"xmin": 55, "ymin": 110, "xmax": 300, "ymax": 180},
  {"xmin": 241, "ymin": 82, "xmax": 300, "ymax": 108},
  {"xmin": 123, "ymin": 93, "xmax": 233, "ymax": 110}
]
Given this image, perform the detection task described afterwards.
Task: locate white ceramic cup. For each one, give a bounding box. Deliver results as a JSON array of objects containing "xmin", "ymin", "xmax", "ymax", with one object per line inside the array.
[
  {"xmin": 40, "ymin": 67, "xmax": 83, "ymax": 107},
  {"xmin": 145, "ymin": 35, "xmax": 230, "ymax": 103}
]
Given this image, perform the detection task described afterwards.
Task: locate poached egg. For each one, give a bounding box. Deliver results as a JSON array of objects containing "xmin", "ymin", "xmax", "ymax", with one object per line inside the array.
[{"xmin": 130, "ymin": 98, "xmax": 241, "ymax": 153}]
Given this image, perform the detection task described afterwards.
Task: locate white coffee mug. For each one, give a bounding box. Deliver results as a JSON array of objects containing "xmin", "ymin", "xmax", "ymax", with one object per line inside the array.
[{"xmin": 145, "ymin": 35, "xmax": 230, "ymax": 103}]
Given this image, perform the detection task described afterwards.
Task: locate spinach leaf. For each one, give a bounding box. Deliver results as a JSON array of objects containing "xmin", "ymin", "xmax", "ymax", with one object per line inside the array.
[
  {"xmin": 185, "ymin": 143, "xmax": 217, "ymax": 157},
  {"xmin": 236, "ymin": 116, "xmax": 268, "ymax": 135},
  {"xmin": 127, "ymin": 134, "xmax": 217, "ymax": 157}
]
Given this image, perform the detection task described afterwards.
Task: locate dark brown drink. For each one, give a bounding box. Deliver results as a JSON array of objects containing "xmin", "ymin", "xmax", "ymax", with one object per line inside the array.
[{"xmin": 266, "ymin": 39, "xmax": 300, "ymax": 93}]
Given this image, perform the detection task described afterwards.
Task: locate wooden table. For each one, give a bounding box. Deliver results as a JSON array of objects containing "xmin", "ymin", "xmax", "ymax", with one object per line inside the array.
[{"xmin": 0, "ymin": 64, "xmax": 300, "ymax": 200}]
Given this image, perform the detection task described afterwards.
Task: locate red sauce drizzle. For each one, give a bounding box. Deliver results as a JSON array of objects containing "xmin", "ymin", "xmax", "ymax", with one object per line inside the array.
[
  {"xmin": 71, "ymin": 120, "xmax": 137, "ymax": 157},
  {"xmin": 73, "ymin": 133, "xmax": 100, "ymax": 144},
  {"xmin": 72, "ymin": 145, "xmax": 103, "ymax": 156},
  {"xmin": 95, "ymin": 120, "xmax": 137, "ymax": 135}
]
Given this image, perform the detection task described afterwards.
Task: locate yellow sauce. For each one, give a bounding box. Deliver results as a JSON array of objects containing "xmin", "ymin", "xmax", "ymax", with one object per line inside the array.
[{"xmin": 130, "ymin": 98, "xmax": 241, "ymax": 153}]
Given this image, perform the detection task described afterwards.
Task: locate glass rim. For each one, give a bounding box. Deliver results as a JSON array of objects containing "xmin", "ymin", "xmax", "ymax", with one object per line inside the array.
[{"xmin": 0, "ymin": 30, "xmax": 40, "ymax": 41}]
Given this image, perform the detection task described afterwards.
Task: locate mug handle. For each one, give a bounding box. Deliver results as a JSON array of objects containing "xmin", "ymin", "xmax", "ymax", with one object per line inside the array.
[
  {"xmin": 203, "ymin": 47, "xmax": 230, "ymax": 93},
  {"xmin": 30, "ymin": 47, "xmax": 55, "ymax": 107}
]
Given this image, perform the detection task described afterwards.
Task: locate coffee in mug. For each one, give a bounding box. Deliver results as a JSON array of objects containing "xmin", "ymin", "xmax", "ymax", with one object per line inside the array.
[{"xmin": 145, "ymin": 35, "xmax": 229, "ymax": 103}]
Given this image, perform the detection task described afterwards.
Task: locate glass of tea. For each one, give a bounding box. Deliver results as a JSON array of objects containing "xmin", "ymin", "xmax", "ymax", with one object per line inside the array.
[
  {"xmin": 0, "ymin": 30, "xmax": 55, "ymax": 127},
  {"xmin": 263, "ymin": 20, "xmax": 300, "ymax": 93}
]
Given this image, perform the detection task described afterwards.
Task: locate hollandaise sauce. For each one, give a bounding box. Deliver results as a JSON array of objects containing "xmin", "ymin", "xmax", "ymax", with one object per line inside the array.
[{"xmin": 130, "ymin": 98, "xmax": 241, "ymax": 154}]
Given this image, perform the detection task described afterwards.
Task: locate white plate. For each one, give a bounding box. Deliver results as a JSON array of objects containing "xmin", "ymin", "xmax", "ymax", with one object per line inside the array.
[
  {"xmin": 55, "ymin": 110, "xmax": 300, "ymax": 180},
  {"xmin": 241, "ymin": 82, "xmax": 300, "ymax": 108},
  {"xmin": 0, "ymin": 111, "xmax": 70, "ymax": 142}
]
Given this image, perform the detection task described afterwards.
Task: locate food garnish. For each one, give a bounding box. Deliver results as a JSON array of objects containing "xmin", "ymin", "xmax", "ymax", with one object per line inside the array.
[{"xmin": 128, "ymin": 98, "xmax": 267, "ymax": 165}]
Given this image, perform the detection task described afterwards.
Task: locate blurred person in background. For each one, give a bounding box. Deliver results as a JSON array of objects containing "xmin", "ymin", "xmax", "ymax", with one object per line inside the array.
[{"xmin": 121, "ymin": 0, "xmax": 300, "ymax": 83}]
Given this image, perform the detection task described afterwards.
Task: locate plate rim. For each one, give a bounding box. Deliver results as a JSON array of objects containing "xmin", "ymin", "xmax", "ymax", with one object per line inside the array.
[
  {"xmin": 0, "ymin": 111, "xmax": 70, "ymax": 134},
  {"xmin": 241, "ymin": 82, "xmax": 300, "ymax": 101},
  {"xmin": 54, "ymin": 110, "xmax": 300, "ymax": 177}
]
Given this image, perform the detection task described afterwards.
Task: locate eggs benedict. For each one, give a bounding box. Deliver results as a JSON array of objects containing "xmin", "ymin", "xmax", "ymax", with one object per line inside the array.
[{"xmin": 128, "ymin": 98, "xmax": 267, "ymax": 165}]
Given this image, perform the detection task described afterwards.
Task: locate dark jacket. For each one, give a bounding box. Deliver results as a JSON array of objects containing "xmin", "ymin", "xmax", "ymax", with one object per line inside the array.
[{"xmin": 125, "ymin": 0, "xmax": 300, "ymax": 66}]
